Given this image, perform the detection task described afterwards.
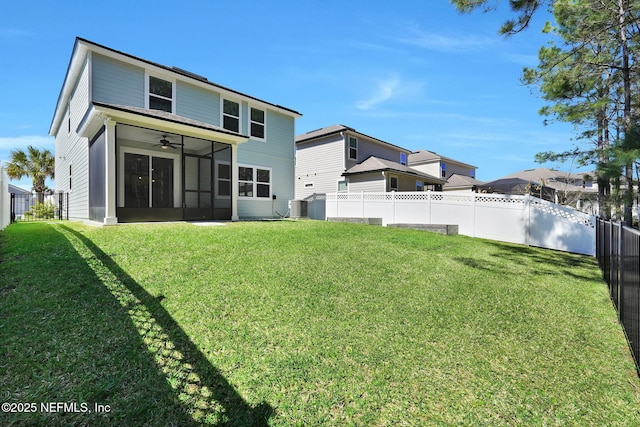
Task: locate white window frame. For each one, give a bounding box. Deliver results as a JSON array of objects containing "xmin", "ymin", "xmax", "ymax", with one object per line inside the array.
[
  {"xmin": 337, "ymin": 178, "xmax": 348, "ymax": 192},
  {"xmin": 221, "ymin": 98, "xmax": 241, "ymax": 133},
  {"xmin": 441, "ymin": 162, "xmax": 447, "ymax": 178},
  {"xmin": 215, "ymin": 160, "xmax": 231, "ymax": 199},
  {"xmin": 237, "ymin": 164, "xmax": 272, "ymax": 200},
  {"xmin": 249, "ymin": 105, "xmax": 267, "ymax": 141},
  {"xmin": 348, "ymin": 136, "xmax": 358, "ymax": 160},
  {"xmin": 400, "ymin": 152, "xmax": 407, "ymax": 166},
  {"xmin": 145, "ymin": 72, "xmax": 176, "ymax": 114}
]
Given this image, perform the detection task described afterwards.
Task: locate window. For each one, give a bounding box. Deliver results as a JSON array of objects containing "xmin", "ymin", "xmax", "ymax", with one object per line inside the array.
[
  {"xmin": 223, "ymin": 99, "xmax": 240, "ymax": 132},
  {"xmin": 216, "ymin": 161, "xmax": 231, "ymax": 198},
  {"xmin": 69, "ymin": 164, "xmax": 72, "ymax": 190},
  {"xmin": 338, "ymin": 179, "xmax": 348, "ymax": 192},
  {"xmin": 441, "ymin": 162, "xmax": 447, "ymax": 178},
  {"xmin": 250, "ymin": 107, "xmax": 266, "ymax": 140},
  {"xmin": 400, "ymin": 152, "xmax": 407, "ymax": 166},
  {"xmin": 390, "ymin": 176, "xmax": 398, "ymax": 191},
  {"xmin": 416, "ymin": 180, "xmax": 423, "ymax": 191},
  {"xmin": 348, "ymin": 136, "xmax": 357, "ymax": 160},
  {"xmin": 304, "ymin": 182, "xmax": 314, "ymax": 188},
  {"xmin": 238, "ymin": 165, "xmax": 271, "ymax": 198},
  {"xmin": 148, "ymin": 76, "xmax": 173, "ymax": 113}
]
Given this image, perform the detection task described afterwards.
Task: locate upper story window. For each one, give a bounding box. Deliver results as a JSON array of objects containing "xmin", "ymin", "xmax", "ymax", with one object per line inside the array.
[
  {"xmin": 441, "ymin": 162, "xmax": 447, "ymax": 178},
  {"xmin": 223, "ymin": 99, "xmax": 240, "ymax": 133},
  {"xmin": 148, "ymin": 76, "xmax": 173, "ymax": 113},
  {"xmin": 348, "ymin": 137, "xmax": 358, "ymax": 160},
  {"xmin": 400, "ymin": 152, "xmax": 407, "ymax": 166},
  {"xmin": 250, "ymin": 107, "xmax": 266, "ymax": 140}
]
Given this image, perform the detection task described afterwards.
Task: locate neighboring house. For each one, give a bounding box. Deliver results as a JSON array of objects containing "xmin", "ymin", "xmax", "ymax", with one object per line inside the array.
[
  {"xmin": 49, "ymin": 37, "xmax": 301, "ymax": 224},
  {"xmin": 481, "ymin": 168, "xmax": 599, "ymax": 212},
  {"xmin": 295, "ymin": 125, "xmax": 446, "ymax": 199},
  {"xmin": 408, "ymin": 150, "xmax": 479, "ymax": 192}
]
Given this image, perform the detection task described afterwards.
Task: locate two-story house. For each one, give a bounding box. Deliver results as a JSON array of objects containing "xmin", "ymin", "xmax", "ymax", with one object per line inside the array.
[
  {"xmin": 295, "ymin": 125, "xmax": 446, "ymax": 199},
  {"xmin": 49, "ymin": 38, "xmax": 301, "ymax": 224},
  {"xmin": 408, "ymin": 150, "xmax": 481, "ymax": 192}
]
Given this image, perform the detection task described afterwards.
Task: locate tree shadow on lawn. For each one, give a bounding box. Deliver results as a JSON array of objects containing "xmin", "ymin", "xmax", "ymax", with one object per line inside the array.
[
  {"xmin": 455, "ymin": 240, "xmax": 602, "ymax": 284},
  {"xmin": 27, "ymin": 224, "xmax": 272, "ymax": 426}
]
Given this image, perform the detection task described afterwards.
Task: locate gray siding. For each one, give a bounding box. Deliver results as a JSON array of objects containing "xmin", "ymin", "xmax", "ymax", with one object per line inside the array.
[
  {"xmin": 238, "ymin": 110, "xmax": 295, "ymax": 218},
  {"xmin": 348, "ymin": 173, "xmax": 385, "ymax": 192},
  {"xmin": 346, "ymin": 134, "xmax": 407, "ymax": 169},
  {"xmin": 295, "ymin": 134, "xmax": 345, "ymax": 199},
  {"xmin": 92, "ymin": 53, "xmax": 145, "ymax": 107},
  {"xmin": 176, "ymin": 81, "xmax": 220, "ymax": 126},
  {"xmin": 56, "ymin": 59, "xmax": 91, "ymax": 219}
]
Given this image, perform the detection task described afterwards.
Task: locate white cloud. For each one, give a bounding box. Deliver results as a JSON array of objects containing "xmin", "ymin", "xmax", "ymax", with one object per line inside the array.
[
  {"xmin": 398, "ymin": 24, "xmax": 497, "ymax": 52},
  {"xmin": 356, "ymin": 75, "xmax": 425, "ymax": 111}
]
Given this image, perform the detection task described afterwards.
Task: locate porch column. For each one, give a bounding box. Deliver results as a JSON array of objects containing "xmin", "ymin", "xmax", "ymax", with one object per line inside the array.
[
  {"xmin": 104, "ymin": 119, "xmax": 118, "ymax": 225},
  {"xmin": 231, "ymin": 143, "xmax": 239, "ymax": 221}
]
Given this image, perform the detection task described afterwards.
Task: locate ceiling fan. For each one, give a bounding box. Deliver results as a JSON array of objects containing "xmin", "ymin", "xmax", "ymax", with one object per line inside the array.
[{"xmin": 155, "ymin": 135, "xmax": 181, "ymax": 150}]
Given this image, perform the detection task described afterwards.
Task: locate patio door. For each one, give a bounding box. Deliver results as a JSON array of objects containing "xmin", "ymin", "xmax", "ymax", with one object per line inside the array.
[{"xmin": 124, "ymin": 153, "xmax": 174, "ymax": 208}]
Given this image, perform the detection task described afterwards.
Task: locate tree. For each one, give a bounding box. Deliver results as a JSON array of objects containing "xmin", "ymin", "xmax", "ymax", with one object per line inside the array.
[
  {"xmin": 6, "ymin": 146, "xmax": 55, "ymax": 203},
  {"xmin": 451, "ymin": 0, "xmax": 640, "ymax": 224}
]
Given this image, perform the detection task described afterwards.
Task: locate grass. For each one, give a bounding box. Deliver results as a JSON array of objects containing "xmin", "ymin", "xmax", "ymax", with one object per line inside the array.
[{"xmin": 1, "ymin": 220, "xmax": 639, "ymax": 426}]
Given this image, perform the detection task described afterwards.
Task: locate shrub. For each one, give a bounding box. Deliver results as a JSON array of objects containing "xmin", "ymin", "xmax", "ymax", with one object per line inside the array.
[{"xmin": 32, "ymin": 202, "xmax": 56, "ymax": 219}]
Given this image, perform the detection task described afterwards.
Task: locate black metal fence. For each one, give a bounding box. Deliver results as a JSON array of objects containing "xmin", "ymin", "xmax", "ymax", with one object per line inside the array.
[
  {"xmin": 596, "ymin": 218, "xmax": 640, "ymax": 372},
  {"xmin": 10, "ymin": 192, "xmax": 68, "ymax": 223}
]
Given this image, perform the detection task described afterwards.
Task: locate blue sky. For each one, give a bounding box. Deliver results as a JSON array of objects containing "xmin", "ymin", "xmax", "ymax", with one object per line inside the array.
[{"xmin": 1, "ymin": 0, "xmax": 583, "ymax": 190}]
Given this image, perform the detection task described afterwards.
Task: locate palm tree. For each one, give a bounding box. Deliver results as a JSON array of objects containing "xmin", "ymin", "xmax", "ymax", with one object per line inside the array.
[{"xmin": 6, "ymin": 146, "xmax": 55, "ymax": 203}]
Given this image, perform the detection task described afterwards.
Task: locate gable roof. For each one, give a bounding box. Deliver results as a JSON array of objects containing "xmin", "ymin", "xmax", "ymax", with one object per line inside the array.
[
  {"xmin": 408, "ymin": 150, "xmax": 477, "ymax": 169},
  {"xmin": 500, "ymin": 168, "xmax": 597, "ymax": 193},
  {"xmin": 343, "ymin": 156, "xmax": 446, "ymax": 183},
  {"xmin": 50, "ymin": 37, "xmax": 301, "ymax": 135},
  {"xmin": 295, "ymin": 124, "xmax": 409, "ymax": 152}
]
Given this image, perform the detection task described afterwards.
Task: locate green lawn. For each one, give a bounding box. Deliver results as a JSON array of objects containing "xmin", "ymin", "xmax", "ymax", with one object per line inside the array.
[{"xmin": 1, "ymin": 220, "xmax": 639, "ymax": 426}]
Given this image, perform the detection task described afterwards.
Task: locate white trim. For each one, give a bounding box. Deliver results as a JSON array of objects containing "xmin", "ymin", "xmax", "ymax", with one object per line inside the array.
[
  {"xmin": 145, "ymin": 71, "xmax": 176, "ymax": 114},
  {"xmin": 237, "ymin": 163, "xmax": 272, "ymax": 200},
  {"xmin": 337, "ymin": 177, "xmax": 348, "ymax": 192},
  {"xmin": 118, "ymin": 146, "xmax": 181, "ymax": 208},
  {"xmin": 248, "ymin": 105, "xmax": 267, "ymax": 141}
]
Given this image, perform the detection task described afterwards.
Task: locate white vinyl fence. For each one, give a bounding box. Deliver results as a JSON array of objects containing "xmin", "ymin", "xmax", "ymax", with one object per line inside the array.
[
  {"xmin": 324, "ymin": 192, "xmax": 596, "ymax": 256},
  {"xmin": 0, "ymin": 167, "xmax": 10, "ymax": 230}
]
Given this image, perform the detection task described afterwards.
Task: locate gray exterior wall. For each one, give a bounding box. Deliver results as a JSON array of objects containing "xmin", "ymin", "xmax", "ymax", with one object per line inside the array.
[
  {"xmin": 295, "ymin": 133, "xmax": 345, "ymax": 199},
  {"xmin": 345, "ymin": 133, "xmax": 408, "ymax": 169},
  {"xmin": 55, "ymin": 58, "xmax": 91, "ymax": 219},
  {"xmin": 411, "ymin": 161, "xmax": 475, "ymax": 180},
  {"xmin": 348, "ymin": 173, "xmax": 385, "ymax": 192},
  {"xmin": 176, "ymin": 80, "xmax": 220, "ymax": 125},
  {"xmin": 238, "ymin": 110, "xmax": 295, "ymax": 218},
  {"xmin": 92, "ymin": 53, "xmax": 145, "ymax": 108}
]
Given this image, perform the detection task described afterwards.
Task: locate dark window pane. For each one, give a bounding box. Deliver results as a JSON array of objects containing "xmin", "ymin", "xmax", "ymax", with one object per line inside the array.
[
  {"xmin": 257, "ymin": 183, "xmax": 270, "ymax": 198},
  {"xmin": 239, "ymin": 167, "xmax": 253, "ymax": 181},
  {"xmin": 218, "ymin": 163, "xmax": 230, "ymax": 180},
  {"xmin": 223, "ymin": 99, "xmax": 239, "ymax": 116},
  {"xmin": 251, "ymin": 123, "xmax": 264, "ymax": 139},
  {"xmin": 218, "ymin": 180, "xmax": 230, "ymax": 196},
  {"xmin": 251, "ymin": 108, "xmax": 264, "ymax": 123},
  {"xmin": 149, "ymin": 76, "xmax": 172, "ymax": 98},
  {"xmin": 239, "ymin": 182, "xmax": 253, "ymax": 197},
  {"xmin": 257, "ymin": 169, "xmax": 270, "ymax": 183},
  {"xmin": 149, "ymin": 96, "xmax": 172, "ymax": 112},
  {"xmin": 223, "ymin": 115, "xmax": 239, "ymax": 132},
  {"xmin": 349, "ymin": 148, "xmax": 357, "ymax": 159}
]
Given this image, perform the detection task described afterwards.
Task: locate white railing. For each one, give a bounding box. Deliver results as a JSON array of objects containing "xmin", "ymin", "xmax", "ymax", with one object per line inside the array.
[
  {"xmin": 325, "ymin": 191, "xmax": 596, "ymax": 256},
  {"xmin": 0, "ymin": 167, "xmax": 9, "ymax": 230}
]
